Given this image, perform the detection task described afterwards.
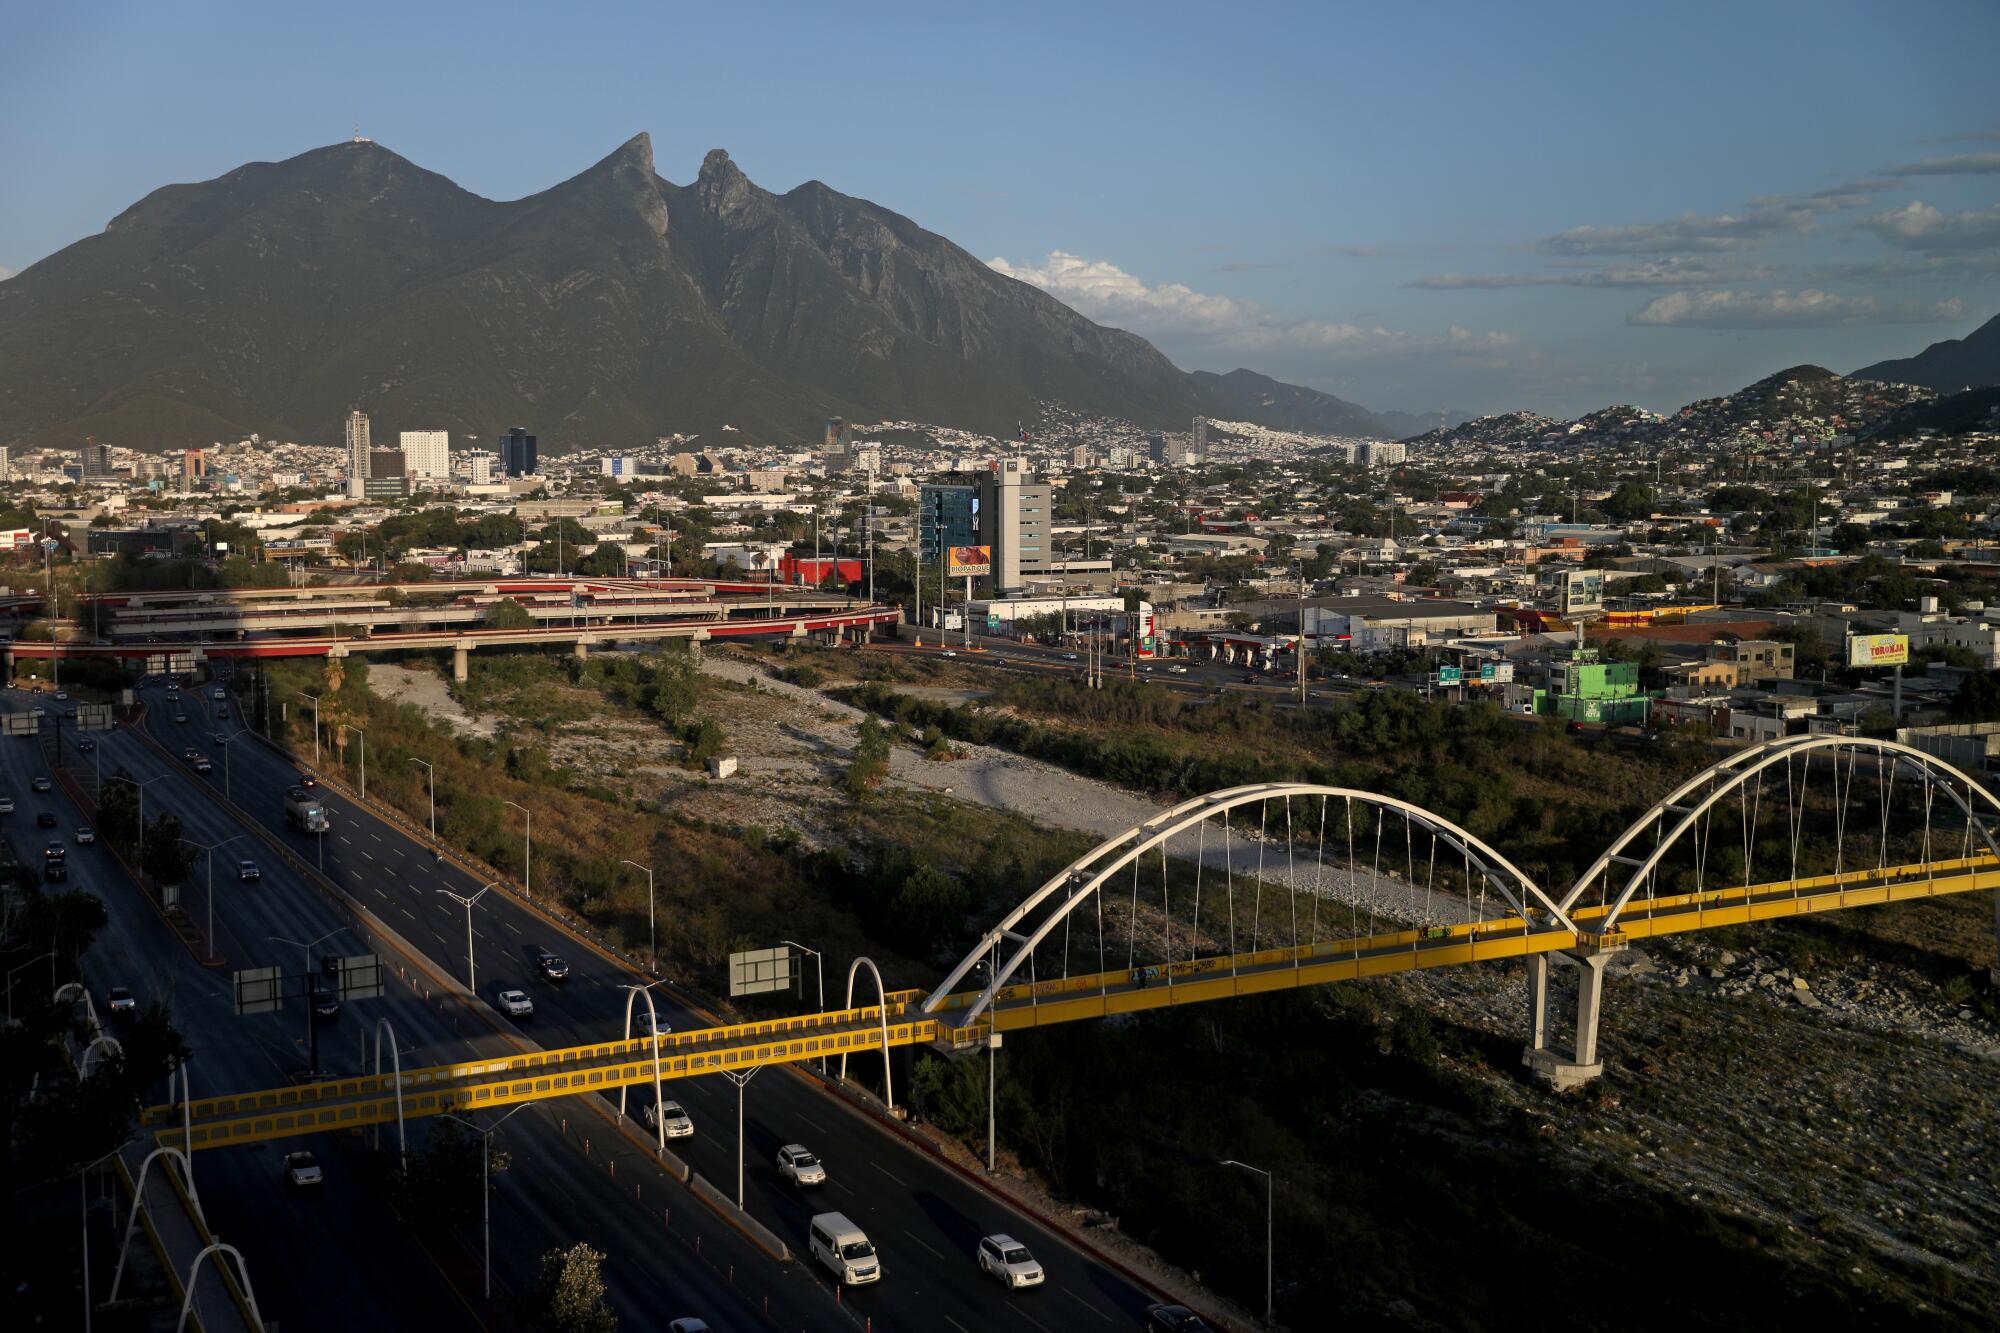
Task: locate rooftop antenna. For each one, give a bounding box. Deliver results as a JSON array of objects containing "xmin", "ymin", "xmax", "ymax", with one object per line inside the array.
[{"xmin": 351, "ymin": 124, "xmax": 372, "ymax": 145}]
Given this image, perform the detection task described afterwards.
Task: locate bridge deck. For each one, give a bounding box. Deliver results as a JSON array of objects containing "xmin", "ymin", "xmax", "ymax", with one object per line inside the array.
[{"xmin": 144, "ymin": 854, "xmax": 1999, "ymax": 1150}]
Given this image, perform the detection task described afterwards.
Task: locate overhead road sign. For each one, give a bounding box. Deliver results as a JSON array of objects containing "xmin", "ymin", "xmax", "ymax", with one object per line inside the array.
[
  {"xmin": 330, "ymin": 954, "xmax": 385, "ymax": 1001},
  {"xmin": 729, "ymin": 946, "xmax": 793, "ymax": 997},
  {"xmin": 233, "ymin": 966, "xmax": 282, "ymax": 1016},
  {"xmin": 76, "ymin": 703, "xmax": 115, "ymax": 731}
]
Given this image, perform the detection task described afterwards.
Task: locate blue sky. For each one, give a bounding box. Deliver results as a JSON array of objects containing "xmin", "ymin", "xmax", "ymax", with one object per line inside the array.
[{"xmin": 3, "ymin": 0, "xmax": 1997, "ymax": 418}]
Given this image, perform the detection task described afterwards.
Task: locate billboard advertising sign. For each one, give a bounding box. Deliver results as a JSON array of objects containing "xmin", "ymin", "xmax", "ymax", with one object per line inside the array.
[
  {"xmin": 1846, "ymin": 633, "xmax": 1909, "ymax": 668},
  {"xmin": 947, "ymin": 545, "xmax": 992, "ymax": 577}
]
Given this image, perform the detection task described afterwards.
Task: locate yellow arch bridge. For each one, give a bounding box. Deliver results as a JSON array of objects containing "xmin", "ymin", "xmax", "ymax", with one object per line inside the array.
[{"xmin": 144, "ymin": 736, "xmax": 2000, "ymax": 1148}]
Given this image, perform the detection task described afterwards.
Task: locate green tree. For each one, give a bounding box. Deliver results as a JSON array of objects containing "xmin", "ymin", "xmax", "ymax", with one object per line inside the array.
[
  {"xmin": 485, "ymin": 597, "xmax": 534, "ymax": 629},
  {"xmin": 529, "ymin": 1242, "xmax": 618, "ymax": 1333},
  {"xmin": 846, "ymin": 717, "xmax": 892, "ymax": 798},
  {"xmin": 140, "ymin": 812, "xmax": 197, "ymax": 887},
  {"xmin": 391, "ymin": 1116, "xmax": 511, "ymax": 1233},
  {"xmin": 682, "ymin": 718, "xmax": 726, "ymax": 767}
]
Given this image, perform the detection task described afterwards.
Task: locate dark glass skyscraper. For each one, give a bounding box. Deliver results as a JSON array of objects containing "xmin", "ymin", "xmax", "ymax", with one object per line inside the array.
[{"xmin": 499, "ymin": 426, "xmax": 538, "ymax": 477}]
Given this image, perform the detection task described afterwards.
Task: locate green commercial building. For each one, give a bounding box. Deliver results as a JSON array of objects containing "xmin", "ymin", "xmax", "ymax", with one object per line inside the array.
[{"xmin": 1540, "ymin": 653, "xmax": 1650, "ymax": 726}]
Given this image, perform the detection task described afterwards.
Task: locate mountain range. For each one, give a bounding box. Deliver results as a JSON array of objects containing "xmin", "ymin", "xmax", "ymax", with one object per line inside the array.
[
  {"xmin": 0, "ymin": 134, "xmax": 1390, "ymax": 450},
  {"xmin": 1853, "ymin": 311, "xmax": 2000, "ymax": 393}
]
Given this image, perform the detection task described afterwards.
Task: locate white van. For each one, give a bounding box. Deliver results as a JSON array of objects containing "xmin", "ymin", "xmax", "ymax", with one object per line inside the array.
[{"xmin": 808, "ymin": 1211, "xmax": 881, "ymax": 1285}]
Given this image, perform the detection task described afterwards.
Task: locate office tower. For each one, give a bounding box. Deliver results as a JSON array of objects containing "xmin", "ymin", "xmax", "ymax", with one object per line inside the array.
[
  {"xmin": 400, "ymin": 430, "xmax": 450, "ymax": 480},
  {"xmin": 182, "ymin": 448, "xmax": 209, "ymax": 481},
  {"xmin": 1192, "ymin": 417, "xmax": 1209, "ymax": 462},
  {"xmin": 918, "ymin": 480, "xmax": 978, "ymax": 563},
  {"xmin": 1147, "ymin": 434, "xmax": 1169, "ymax": 464},
  {"xmin": 82, "ymin": 437, "xmax": 116, "ymax": 480},
  {"xmin": 368, "ymin": 449, "xmax": 406, "ymax": 479},
  {"xmin": 345, "ymin": 409, "xmax": 372, "ymax": 497},
  {"xmin": 602, "ymin": 456, "xmax": 634, "ymax": 477},
  {"xmin": 0, "ymin": 447, "xmax": 10, "ymax": 482},
  {"xmin": 465, "ymin": 450, "xmax": 496, "ymax": 485},
  {"xmin": 978, "ymin": 456, "xmax": 1050, "ymax": 594},
  {"xmin": 499, "ymin": 426, "xmax": 538, "ymax": 477}
]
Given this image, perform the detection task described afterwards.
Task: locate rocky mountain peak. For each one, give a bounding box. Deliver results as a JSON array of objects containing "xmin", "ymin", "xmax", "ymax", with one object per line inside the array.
[{"xmin": 695, "ymin": 148, "xmax": 758, "ymax": 217}]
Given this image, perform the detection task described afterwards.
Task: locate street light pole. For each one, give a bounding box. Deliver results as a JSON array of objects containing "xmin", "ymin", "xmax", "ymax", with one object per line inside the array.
[
  {"xmin": 721, "ymin": 1067, "xmax": 762, "ymax": 1208},
  {"xmin": 408, "ymin": 758, "xmax": 436, "ymax": 853},
  {"xmin": 272, "ymin": 929, "xmax": 341, "ymax": 1075},
  {"xmin": 436, "ymin": 882, "xmax": 496, "ymax": 993},
  {"xmin": 441, "ymin": 1104, "xmax": 528, "ymax": 1302},
  {"xmin": 778, "ymin": 939, "xmax": 826, "ymax": 1071},
  {"xmin": 503, "ymin": 801, "xmax": 532, "ymax": 898},
  {"xmin": 1221, "ymin": 1159, "xmax": 1274, "ymax": 1324},
  {"xmin": 295, "ymin": 691, "xmax": 322, "ymax": 767},
  {"xmin": 620, "ymin": 859, "xmax": 655, "ymax": 970},
  {"xmin": 183, "ymin": 835, "xmax": 249, "ymax": 964}
]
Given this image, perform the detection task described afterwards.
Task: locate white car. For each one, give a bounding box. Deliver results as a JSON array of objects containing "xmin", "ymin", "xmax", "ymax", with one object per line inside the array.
[
  {"xmin": 1169, "ymin": 664, "xmax": 1189, "ymax": 674},
  {"xmin": 632, "ymin": 1012, "xmax": 672, "ymax": 1039},
  {"xmin": 667, "ymin": 1321, "xmax": 711, "ymax": 1333},
  {"xmin": 0, "ymin": 798, "xmax": 13, "ymax": 814},
  {"xmin": 643, "ymin": 1099, "xmax": 694, "ymax": 1138},
  {"xmin": 976, "ymin": 1234, "xmax": 1045, "ymax": 1288},
  {"xmin": 76, "ymin": 826, "xmax": 95, "ymax": 845},
  {"xmin": 284, "ymin": 1151, "xmax": 322, "ymax": 1186},
  {"xmin": 776, "ymin": 1143, "xmax": 827, "ymax": 1186},
  {"xmin": 497, "ymin": 988, "xmax": 534, "ymax": 1017}
]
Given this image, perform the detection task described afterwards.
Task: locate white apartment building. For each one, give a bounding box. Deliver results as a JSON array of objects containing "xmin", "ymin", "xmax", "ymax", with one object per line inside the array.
[
  {"xmin": 344, "ymin": 409, "xmax": 371, "ymax": 497},
  {"xmin": 400, "ymin": 430, "xmax": 450, "ymax": 480},
  {"xmin": 463, "ymin": 450, "xmax": 496, "ymax": 485}
]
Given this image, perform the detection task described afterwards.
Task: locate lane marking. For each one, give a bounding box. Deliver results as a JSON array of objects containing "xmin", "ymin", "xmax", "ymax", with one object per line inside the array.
[
  {"xmin": 1064, "ymin": 1292, "xmax": 1114, "ymax": 1323},
  {"xmin": 361, "ymin": 851, "xmax": 374, "ymax": 862},
  {"xmin": 502, "ymin": 921, "xmax": 522, "ymax": 936},
  {"xmin": 869, "ymin": 1161, "xmax": 909, "ymax": 1187},
  {"xmin": 399, "ymin": 908, "xmax": 415, "ymax": 921},
  {"xmin": 1018, "ymin": 1310, "xmax": 1057, "ymax": 1333},
  {"xmin": 945, "ymin": 1318, "xmax": 973, "ymax": 1333},
  {"xmin": 902, "ymin": 1229, "xmax": 945, "ymax": 1261}
]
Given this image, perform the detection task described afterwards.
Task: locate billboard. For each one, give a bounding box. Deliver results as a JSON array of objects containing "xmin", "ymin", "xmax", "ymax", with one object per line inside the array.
[
  {"xmin": 332, "ymin": 954, "xmax": 385, "ymax": 1001},
  {"xmin": 233, "ymin": 966, "xmax": 282, "ymax": 1016},
  {"xmin": 947, "ymin": 545, "xmax": 992, "ymax": 578},
  {"xmin": 729, "ymin": 946, "xmax": 793, "ymax": 998},
  {"xmin": 1847, "ymin": 632, "xmax": 1909, "ymax": 668}
]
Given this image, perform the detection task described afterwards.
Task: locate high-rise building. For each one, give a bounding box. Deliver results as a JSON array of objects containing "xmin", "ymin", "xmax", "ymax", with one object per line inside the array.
[
  {"xmin": 979, "ymin": 456, "xmax": 1050, "ymax": 594},
  {"xmin": 918, "ymin": 481, "xmax": 978, "ymax": 563},
  {"xmin": 498, "ymin": 426, "xmax": 538, "ymax": 477},
  {"xmin": 1147, "ymin": 434, "xmax": 1169, "ymax": 465},
  {"xmin": 0, "ymin": 447, "xmax": 10, "ymax": 482},
  {"xmin": 81, "ymin": 437, "xmax": 116, "ymax": 481},
  {"xmin": 601, "ymin": 456, "xmax": 634, "ymax": 477},
  {"xmin": 1357, "ymin": 441, "xmax": 1407, "ymax": 467},
  {"xmin": 182, "ymin": 449, "xmax": 209, "ymax": 482},
  {"xmin": 464, "ymin": 450, "xmax": 496, "ymax": 485},
  {"xmin": 368, "ymin": 449, "xmax": 406, "ymax": 479},
  {"xmin": 1192, "ymin": 417, "xmax": 1209, "ymax": 461},
  {"xmin": 345, "ymin": 409, "xmax": 372, "ymax": 497},
  {"xmin": 400, "ymin": 430, "xmax": 450, "ymax": 480}
]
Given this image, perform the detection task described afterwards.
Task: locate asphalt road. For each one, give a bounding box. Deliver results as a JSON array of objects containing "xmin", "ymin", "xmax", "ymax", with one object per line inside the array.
[
  {"xmin": 128, "ymin": 677, "xmax": 1166, "ymax": 1332},
  {"xmin": 14, "ymin": 688, "xmax": 834, "ymax": 1333}
]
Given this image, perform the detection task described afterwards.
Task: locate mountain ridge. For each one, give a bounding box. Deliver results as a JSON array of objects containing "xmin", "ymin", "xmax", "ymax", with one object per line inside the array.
[
  {"xmin": 1853, "ymin": 312, "xmax": 2000, "ymax": 393},
  {"xmin": 0, "ymin": 136, "xmax": 1398, "ymax": 449}
]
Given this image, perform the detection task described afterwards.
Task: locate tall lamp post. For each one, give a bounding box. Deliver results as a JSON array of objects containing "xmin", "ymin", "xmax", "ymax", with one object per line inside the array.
[
  {"xmin": 408, "ymin": 758, "xmax": 436, "ymax": 854},
  {"xmin": 181, "ymin": 834, "xmax": 250, "ymax": 963},
  {"xmin": 295, "ymin": 691, "xmax": 322, "ymax": 767},
  {"xmin": 437, "ymin": 882, "xmax": 497, "ymax": 993},
  {"xmin": 440, "ymin": 1104, "xmax": 528, "ymax": 1301},
  {"xmin": 778, "ymin": 939, "xmax": 826, "ymax": 1070},
  {"xmin": 105, "ymin": 772, "xmax": 169, "ymax": 865},
  {"xmin": 1221, "ymin": 1158, "xmax": 1274, "ymax": 1325},
  {"xmin": 503, "ymin": 800, "xmax": 532, "ymax": 898},
  {"xmin": 619, "ymin": 859, "xmax": 655, "ymax": 970},
  {"xmin": 347, "ymin": 724, "xmax": 367, "ymax": 802}
]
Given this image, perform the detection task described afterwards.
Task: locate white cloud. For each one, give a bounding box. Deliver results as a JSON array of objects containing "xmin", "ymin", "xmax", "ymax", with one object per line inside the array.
[
  {"xmin": 1543, "ymin": 186, "xmax": 1878, "ymax": 257},
  {"xmin": 1409, "ymin": 259, "xmax": 1755, "ymax": 290},
  {"xmin": 1882, "ymin": 153, "xmax": 2000, "ymax": 177},
  {"xmin": 988, "ymin": 249, "xmax": 1512, "ymax": 361},
  {"xmin": 1628, "ymin": 288, "xmax": 1968, "ymax": 329},
  {"xmin": 1862, "ymin": 200, "xmax": 2000, "ymax": 253}
]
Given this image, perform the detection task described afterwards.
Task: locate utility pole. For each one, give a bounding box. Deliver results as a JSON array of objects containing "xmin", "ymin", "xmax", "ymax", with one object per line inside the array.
[{"xmin": 1297, "ymin": 559, "xmax": 1308, "ymax": 706}]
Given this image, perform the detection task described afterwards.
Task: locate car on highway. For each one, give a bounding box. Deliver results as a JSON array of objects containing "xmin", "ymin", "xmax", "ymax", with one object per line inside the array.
[
  {"xmin": 76, "ymin": 738, "xmax": 95, "ymax": 753},
  {"xmin": 0, "ymin": 798, "xmax": 12, "ymax": 814},
  {"xmin": 976, "ymin": 1233, "xmax": 1044, "ymax": 1289},
  {"xmin": 941, "ymin": 649, "xmax": 958, "ymax": 657},
  {"xmin": 633, "ymin": 1012, "xmax": 672, "ymax": 1038},
  {"xmin": 31, "ymin": 776, "xmax": 51, "ymax": 792},
  {"xmin": 298, "ymin": 772, "xmax": 318, "ymax": 788},
  {"xmin": 212, "ymin": 732, "xmax": 229, "ymax": 745},
  {"xmin": 54, "ymin": 691, "xmax": 68, "ymax": 701},
  {"xmin": 36, "ymin": 812, "xmax": 57, "ymax": 829},
  {"xmin": 496, "ymin": 988, "xmax": 534, "ymax": 1018},
  {"xmin": 1240, "ymin": 673, "xmax": 1259, "ymax": 684},
  {"xmin": 28, "ymin": 707, "xmax": 44, "ymax": 719},
  {"xmin": 1061, "ymin": 652, "xmax": 1079, "ymax": 661},
  {"xmin": 212, "ymin": 688, "xmax": 226, "ymax": 700},
  {"xmin": 1169, "ymin": 663, "xmax": 1189, "ymax": 673},
  {"xmin": 105, "ymin": 986, "xmax": 137, "ymax": 1015},
  {"xmin": 666, "ymin": 1321, "xmax": 710, "ymax": 1333},
  {"xmin": 535, "ymin": 952, "xmax": 570, "ymax": 981},
  {"xmin": 310, "ymin": 989, "xmax": 341, "ymax": 1019},
  {"xmin": 217, "ymin": 707, "xmax": 229, "ymax": 719},
  {"xmin": 238, "ymin": 860, "xmax": 261, "ymax": 882},
  {"xmin": 808, "ymin": 1211, "xmax": 880, "ymax": 1285},
  {"xmin": 1145, "ymin": 1304, "xmax": 1213, "ymax": 1332},
  {"xmin": 173, "ymin": 712, "xmax": 188, "ymax": 723},
  {"xmin": 284, "ymin": 1151, "xmax": 323, "ymax": 1187},
  {"xmin": 776, "ymin": 1144, "xmax": 826, "ymax": 1186},
  {"xmin": 76, "ymin": 826, "xmax": 95, "ymax": 845},
  {"xmin": 642, "ymin": 1099, "xmax": 694, "ymax": 1138},
  {"xmin": 192, "ymin": 755, "xmax": 213, "ymax": 773},
  {"xmin": 182, "ymin": 747, "xmax": 198, "ymax": 761}
]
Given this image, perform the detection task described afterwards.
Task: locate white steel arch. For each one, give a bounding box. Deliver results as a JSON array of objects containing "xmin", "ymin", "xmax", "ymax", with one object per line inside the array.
[
  {"xmin": 925, "ymin": 782, "xmax": 1568, "ymax": 1026},
  {"xmin": 839, "ymin": 956, "xmax": 895, "ymax": 1112},
  {"xmin": 1564, "ymin": 735, "xmax": 2000, "ymax": 931}
]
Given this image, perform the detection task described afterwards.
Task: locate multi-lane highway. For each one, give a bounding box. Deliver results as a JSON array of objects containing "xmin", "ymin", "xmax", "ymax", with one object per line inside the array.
[{"xmin": 85, "ymin": 675, "xmax": 1171, "ymax": 1330}]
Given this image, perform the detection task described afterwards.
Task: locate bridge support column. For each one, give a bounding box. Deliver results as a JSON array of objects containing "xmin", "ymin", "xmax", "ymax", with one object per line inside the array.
[
  {"xmin": 573, "ymin": 638, "xmax": 589, "ymax": 663},
  {"xmin": 452, "ymin": 644, "xmax": 470, "ymax": 684},
  {"xmin": 1, "ymin": 645, "xmax": 12, "ymax": 683},
  {"xmin": 1522, "ymin": 948, "xmax": 1613, "ymax": 1093}
]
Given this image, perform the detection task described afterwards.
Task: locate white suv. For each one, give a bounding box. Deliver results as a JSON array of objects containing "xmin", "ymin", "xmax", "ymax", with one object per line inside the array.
[
  {"xmin": 776, "ymin": 1143, "xmax": 826, "ymax": 1186},
  {"xmin": 496, "ymin": 988, "xmax": 534, "ymax": 1018},
  {"xmin": 643, "ymin": 1099, "xmax": 694, "ymax": 1139},
  {"xmin": 977, "ymin": 1234, "xmax": 1045, "ymax": 1288}
]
